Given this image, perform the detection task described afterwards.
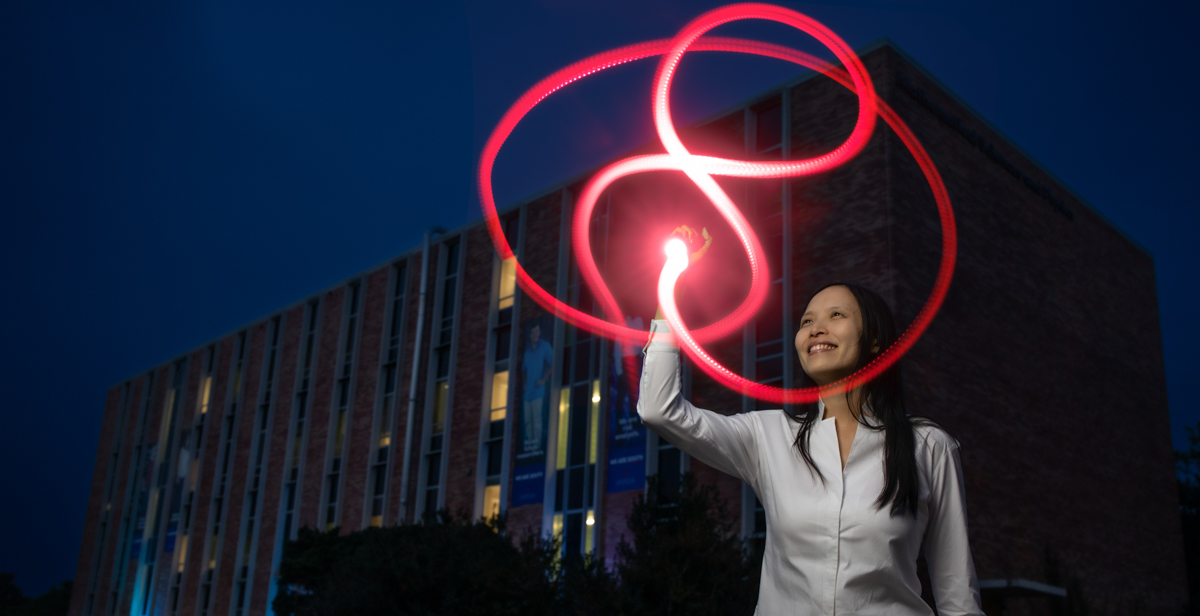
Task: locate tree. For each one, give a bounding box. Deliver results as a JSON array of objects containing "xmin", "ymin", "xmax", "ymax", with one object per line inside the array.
[
  {"xmin": 616, "ymin": 474, "xmax": 761, "ymax": 616},
  {"xmin": 273, "ymin": 511, "xmax": 558, "ymax": 616},
  {"xmin": 0, "ymin": 574, "xmax": 26, "ymax": 616},
  {"xmin": 272, "ymin": 474, "xmax": 763, "ymax": 615},
  {"xmin": 0, "ymin": 579, "xmax": 70, "ymax": 616},
  {"xmin": 1178, "ymin": 423, "xmax": 1200, "ymax": 615}
]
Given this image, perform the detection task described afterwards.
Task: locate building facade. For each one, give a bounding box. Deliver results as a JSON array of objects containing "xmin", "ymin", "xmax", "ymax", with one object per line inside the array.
[{"xmin": 69, "ymin": 42, "xmax": 1186, "ymax": 616}]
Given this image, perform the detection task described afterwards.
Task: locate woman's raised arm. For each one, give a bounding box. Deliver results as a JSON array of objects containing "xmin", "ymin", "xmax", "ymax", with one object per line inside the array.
[{"xmin": 638, "ymin": 319, "xmax": 761, "ymax": 486}]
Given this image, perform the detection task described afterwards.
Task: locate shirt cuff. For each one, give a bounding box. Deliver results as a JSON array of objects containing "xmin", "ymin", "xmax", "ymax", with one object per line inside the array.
[{"xmin": 643, "ymin": 319, "xmax": 678, "ymax": 354}]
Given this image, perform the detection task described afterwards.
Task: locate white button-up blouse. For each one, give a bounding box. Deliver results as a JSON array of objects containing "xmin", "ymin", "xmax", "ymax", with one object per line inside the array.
[{"xmin": 637, "ymin": 320, "xmax": 983, "ymax": 616}]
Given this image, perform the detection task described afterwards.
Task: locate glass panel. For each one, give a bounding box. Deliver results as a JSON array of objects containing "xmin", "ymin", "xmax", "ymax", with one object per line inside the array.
[
  {"xmin": 568, "ymin": 466, "xmax": 584, "ymax": 509},
  {"xmin": 589, "ymin": 380, "xmax": 600, "ymax": 465},
  {"xmin": 569, "ymin": 386, "xmax": 588, "ymax": 467},
  {"xmin": 426, "ymin": 453, "xmax": 441, "ymax": 486},
  {"xmin": 445, "ymin": 242, "xmax": 459, "ymax": 275},
  {"xmin": 494, "ymin": 325, "xmax": 511, "ymax": 362},
  {"xmin": 490, "ymin": 371, "xmax": 509, "ymax": 420},
  {"xmin": 756, "ymin": 289, "xmax": 783, "ymax": 342},
  {"xmin": 585, "ymin": 509, "xmax": 595, "ymax": 553},
  {"xmin": 757, "ymin": 355, "xmax": 783, "ymax": 383},
  {"xmin": 436, "ymin": 349, "xmax": 450, "ymax": 379},
  {"xmin": 574, "ymin": 342, "xmax": 590, "ymax": 383},
  {"xmin": 556, "ymin": 389, "xmax": 570, "ymax": 471},
  {"xmin": 333, "ymin": 411, "xmax": 346, "ymax": 457},
  {"xmin": 498, "ymin": 259, "xmax": 516, "ymax": 309},
  {"xmin": 486, "ymin": 440, "xmax": 502, "ymax": 477},
  {"xmin": 566, "ymin": 512, "xmax": 583, "ymax": 557},
  {"xmin": 756, "ymin": 103, "xmax": 782, "ymax": 152},
  {"xmin": 483, "ymin": 485, "xmax": 501, "ymax": 522},
  {"xmin": 199, "ymin": 376, "xmax": 212, "ymax": 414},
  {"xmin": 432, "ymin": 382, "xmax": 448, "ymax": 434},
  {"xmin": 176, "ymin": 536, "xmax": 188, "ymax": 573},
  {"xmin": 442, "ymin": 281, "xmax": 457, "ymax": 319}
]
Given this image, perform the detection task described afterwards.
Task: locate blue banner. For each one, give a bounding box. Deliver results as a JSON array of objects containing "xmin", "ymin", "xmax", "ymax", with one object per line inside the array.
[{"xmin": 511, "ymin": 314, "xmax": 556, "ymax": 506}]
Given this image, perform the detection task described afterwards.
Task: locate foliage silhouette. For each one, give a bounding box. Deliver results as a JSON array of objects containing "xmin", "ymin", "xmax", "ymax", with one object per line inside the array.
[
  {"xmin": 272, "ymin": 474, "xmax": 762, "ymax": 615},
  {"xmin": 617, "ymin": 474, "xmax": 761, "ymax": 616}
]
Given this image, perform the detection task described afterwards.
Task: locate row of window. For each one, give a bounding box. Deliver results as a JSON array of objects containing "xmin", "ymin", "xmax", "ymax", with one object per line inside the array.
[{"xmin": 84, "ymin": 89, "xmax": 794, "ymax": 615}]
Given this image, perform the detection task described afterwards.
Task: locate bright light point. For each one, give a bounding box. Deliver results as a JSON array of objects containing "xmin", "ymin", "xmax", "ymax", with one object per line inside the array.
[
  {"xmin": 586, "ymin": 516, "xmax": 595, "ymax": 526},
  {"xmin": 665, "ymin": 238, "xmax": 689, "ymax": 266},
  {"xmin": 592, "ymin": 395, "xmax": 601, "ymax": 402}
]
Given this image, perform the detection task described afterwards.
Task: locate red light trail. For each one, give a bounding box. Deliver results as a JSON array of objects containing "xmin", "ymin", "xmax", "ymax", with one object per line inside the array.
[{"xmin": 477, "ymin": 3, "xmax": 958, "ymax": 403}]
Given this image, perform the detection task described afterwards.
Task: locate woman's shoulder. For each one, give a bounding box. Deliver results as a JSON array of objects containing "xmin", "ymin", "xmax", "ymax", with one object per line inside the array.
[{"xmin": 910, "ymin": 417, "xmax": 960, "ymax": 459}]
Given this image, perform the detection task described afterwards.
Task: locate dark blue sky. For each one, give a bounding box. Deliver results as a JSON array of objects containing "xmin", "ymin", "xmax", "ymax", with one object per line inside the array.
[{"xmin": 1, "ymin": 0, "xmax": 1196, "ymax": 597}]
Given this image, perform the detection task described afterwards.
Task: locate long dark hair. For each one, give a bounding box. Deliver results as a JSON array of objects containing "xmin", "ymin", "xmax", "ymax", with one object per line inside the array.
[{"xmin": 790, "ymin": 282, "xmax": 934, "ymax": 518}]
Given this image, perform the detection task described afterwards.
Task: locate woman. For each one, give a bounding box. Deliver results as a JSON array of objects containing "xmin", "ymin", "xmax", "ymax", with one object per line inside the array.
[{"xmin": 638, "ymin": 229, "xmax": 983, "ymax": 615}]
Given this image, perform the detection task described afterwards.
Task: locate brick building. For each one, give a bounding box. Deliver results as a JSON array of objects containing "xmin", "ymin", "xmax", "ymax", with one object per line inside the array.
[{"xmin": 69, "ymin": 41, "xmax": 1185, "ymax": 616}]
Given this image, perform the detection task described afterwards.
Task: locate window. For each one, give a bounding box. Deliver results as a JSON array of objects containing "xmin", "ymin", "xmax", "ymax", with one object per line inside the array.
[
  {"xmin": 200, "ymin": 331, "xmax": 248, "ymax": 615},
  {"xmin": 423, "ymin": 240, "xmax": 459, "ymax": 518},
  {"xmin": 167, "ymin": 346, "xmax": 216, "ymax": 615},
  {"xmin": 326, "ymin": 284, "xmax": 362, "ymax": 530},
  {"xmin": 135, "ymin": 357, "xmax": 188, "ymax": 616},
  {"xmin": 745, "ymin": 96, "xmax": 788, "ymax": 539},
  {"xmin": 234, "ymin": 316, "xmax": 282, "ymax": 616},
  {"xmin": 281, "ymin": 300, "xmax": 319, "ymax": 543},
  {"xmin": 84, "ymin": 381, "xmax": 135, "ymax": 616},
  {"xmin": 370, "ymin": 264, "xmax": 407, "ymax": 527},
  {"xmin": 111, "ymin": 371, "xmax": 155, "ymax": 616},
  {"xmin": 481, "ymin": 216, "xmax": 519, "ymax": 522},
  {"xmin": 553, "ymin": 251, "xmax": 603, "ymax": 558}
]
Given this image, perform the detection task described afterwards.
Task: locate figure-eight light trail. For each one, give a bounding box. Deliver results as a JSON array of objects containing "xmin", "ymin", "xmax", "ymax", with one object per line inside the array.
[{"xmin": 477, "ymin": 3, "xmax": 959, "ymax": 404}]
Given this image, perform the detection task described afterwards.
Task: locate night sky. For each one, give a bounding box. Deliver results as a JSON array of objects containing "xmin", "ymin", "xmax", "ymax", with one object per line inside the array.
[{"xmin": 1, "ymin": 0, "xmax": 1196, "ymax": 598}]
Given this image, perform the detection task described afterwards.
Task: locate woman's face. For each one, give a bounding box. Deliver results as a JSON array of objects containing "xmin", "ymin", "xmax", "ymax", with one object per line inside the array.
[{"xmin": 795, "ymin": 285, "xmax": 866, "ymax": 386}]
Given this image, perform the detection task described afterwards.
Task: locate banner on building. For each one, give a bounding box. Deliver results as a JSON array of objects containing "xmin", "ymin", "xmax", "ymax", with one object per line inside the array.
[
  {"xmin": 606, "ymin": 316, "xmax": 646, "ymax": 493},
  {"xmin": 511, "ymin": 313, "xmax": 556, "ymax": 506}
]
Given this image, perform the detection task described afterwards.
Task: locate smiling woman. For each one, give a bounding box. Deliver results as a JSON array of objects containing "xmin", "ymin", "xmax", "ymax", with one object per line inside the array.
[{"xmin": 639, "ymin": 277, "xmax": 983, "ymax": 615}]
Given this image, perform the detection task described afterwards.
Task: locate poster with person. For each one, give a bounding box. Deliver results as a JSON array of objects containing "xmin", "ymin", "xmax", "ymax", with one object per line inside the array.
[
  {"xmin": 606, "ymin": 315, "xmax": 647, "ymax": 493},
  {"xmin": 511, "ymin": 313, "xmax": 556, "ymax": 506}
]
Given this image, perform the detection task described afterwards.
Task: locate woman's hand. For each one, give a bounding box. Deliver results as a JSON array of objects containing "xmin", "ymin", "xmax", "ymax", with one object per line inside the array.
[
  {"xmin": 656, "ymin": 225, "xmax": 713, "ymax": 319},
  {"xmin": 672, "ymin": 225, "xmax": 712, "ymax": 265}
]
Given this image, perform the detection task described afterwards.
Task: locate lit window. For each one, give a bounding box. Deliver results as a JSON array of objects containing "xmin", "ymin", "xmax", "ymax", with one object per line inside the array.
[
  {"xmin": 589, "ymin": 380, "xmax": 600, "ymax": 465},
  {"xmin": 490, "ymin": 371, "xmax": 509, "ymax": 422},
  {"xmin": 483, "ymin": 485, "xmax": 501, "ymax": 521},
  {"xmin": 556, "ymin": 389, "xmax": 570, "ymax": 471},
  {"xmin": 585, "ymin": 509, "xmax": 595, "ymax": 553},
  {"xmin": 498, "ymin": 259, "xmax": 516, "ymax": 309},
  {"xmin": 176, "ymin": 537, "xmax": 188, "ymax": 573},
  {"xmin": 198, "ymin": 376, "xmax": 212, "ymax": 415},
  {"xmin": 432, "ymin": 382, "xmax": 449, "ymax": 434}
]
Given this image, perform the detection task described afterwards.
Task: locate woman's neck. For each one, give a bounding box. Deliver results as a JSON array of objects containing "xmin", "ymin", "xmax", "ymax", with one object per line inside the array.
[{"xmin": 820, "ymin": 389, "xmax": 863, "ymax": 422}]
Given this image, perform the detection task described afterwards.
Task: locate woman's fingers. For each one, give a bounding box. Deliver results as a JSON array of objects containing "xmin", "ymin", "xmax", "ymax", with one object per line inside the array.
[
  {"xmin": 673, "ymin": 225, "xmax": 697, "ymax": 244},
  {"xmin": 671, "ymin": 225, "xmax": 712, "ymax": 265}
]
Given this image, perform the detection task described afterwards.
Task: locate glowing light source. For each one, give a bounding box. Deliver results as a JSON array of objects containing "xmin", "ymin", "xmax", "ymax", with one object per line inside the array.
[
  {"xmin": 477, "ymin": 3, "xmax": 957, "ymax": 403},
  {"xmin": 664, "ymin": 238, "xmax": 689, "ymax": 266}
]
